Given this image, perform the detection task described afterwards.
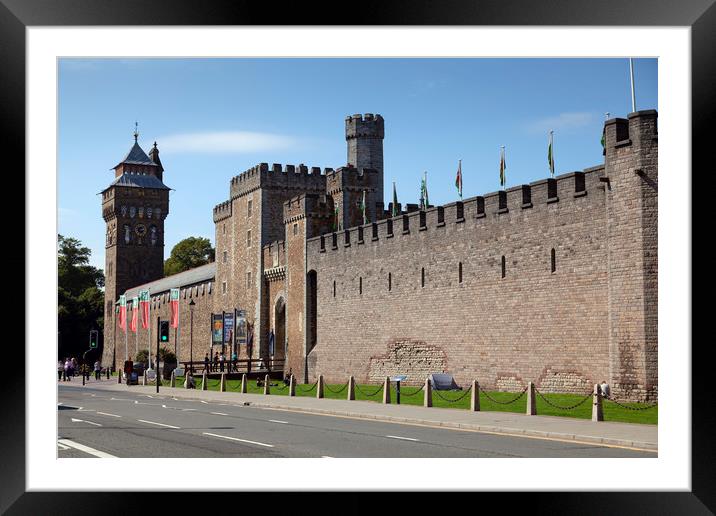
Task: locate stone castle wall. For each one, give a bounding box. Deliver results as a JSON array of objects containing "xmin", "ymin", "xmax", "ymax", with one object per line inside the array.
[{"xmin": 306, "ymin": 168, "xmax": 612, "ymax": 393}]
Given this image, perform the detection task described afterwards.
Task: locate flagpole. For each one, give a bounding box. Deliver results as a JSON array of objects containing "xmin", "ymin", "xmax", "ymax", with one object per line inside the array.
[
  {"xmin": 148, "ymin": 289, "xmax": 152, "ymax": 371},
  {"xmin": 629, "ymin": 58, "xmax": 636, "ymax": 113}
]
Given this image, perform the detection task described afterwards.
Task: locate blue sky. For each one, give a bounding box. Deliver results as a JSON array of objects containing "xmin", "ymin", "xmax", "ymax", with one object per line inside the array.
[{"xmin": 58, "ymin": 58, "xmax": 657, "ymax": 270}]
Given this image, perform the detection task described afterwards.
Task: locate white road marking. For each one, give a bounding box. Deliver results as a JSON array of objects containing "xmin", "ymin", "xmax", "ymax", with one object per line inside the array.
[
  {"xmin": 78, "ymin": 409, "xmax": 95, "ymax": 412},
  {"xmin": 181, "ymin": 409, "xmax": 197, "ymax": 412},
  {"xmin": 57, "ymin": 442, "xmax": 70, "ymax": 450},
  {"xmin": 210, "ymin": 412, "xmax": 228, "ymax": 416},
  {"xmin": 96, "ymin": 412, "xmax": 121, "ymax": 418},
  {"xmin": 58, "ymin": 402, "xmax": 63, "ymax": 406},
  {"xmin": 386, "ymin": 435, "xmax": 419, "ymax": 442},
  {"xmin": 110, "ymin": 397, "xmax": 132, "ymax": 401},
  {"xmin": 58, "ymin": 438, "xmax": 117, "ymax": 458},
  {"xmin": 137, "ymin": 419, "xmax": 180, "ymax": 429},
  {"xmin": 322, "ymin": 456, "xmax": 334, "ymax": 458},
  {"xmin": 70, "ymin": 418, "xmax": 102, "ymax": 427},
  {"xmin": 203, "ymin": 432, "xmax": 274, "ymax": 448},
  {"xmin": 200, "ymin": 401, "xmax": 209, "ymax": 404},
  {"xmin": 269, "ymin": 419, "xmax": 288, "ymax": 424}
]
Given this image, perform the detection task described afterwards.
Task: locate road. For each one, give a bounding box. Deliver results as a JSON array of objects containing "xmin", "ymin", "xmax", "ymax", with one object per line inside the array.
[{"xmin": 58, "ymin": 384, "xmax": 654, "ymax": 458}]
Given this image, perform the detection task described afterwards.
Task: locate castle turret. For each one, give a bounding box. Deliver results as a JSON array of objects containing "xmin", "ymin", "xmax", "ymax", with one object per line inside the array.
[{"xmin": 346, "ymin": 113, "xmax": 384, "ymax": 206}]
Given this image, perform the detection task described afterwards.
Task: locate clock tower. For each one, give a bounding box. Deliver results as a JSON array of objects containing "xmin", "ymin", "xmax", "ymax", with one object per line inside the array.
[{"xmin": 100, "ymin": 128, "xmax": 170, "ymax": 367}]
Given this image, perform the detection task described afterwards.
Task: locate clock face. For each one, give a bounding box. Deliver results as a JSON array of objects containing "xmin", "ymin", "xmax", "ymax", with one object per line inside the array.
[{"xmin": 135, "ymin": 224, "xmax": 147, "ymax": 236}]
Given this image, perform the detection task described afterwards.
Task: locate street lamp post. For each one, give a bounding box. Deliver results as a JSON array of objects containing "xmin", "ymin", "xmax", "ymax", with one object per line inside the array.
[{"xmin": 189, "ymin": 299, "xmax": 195, "ymax": 373}]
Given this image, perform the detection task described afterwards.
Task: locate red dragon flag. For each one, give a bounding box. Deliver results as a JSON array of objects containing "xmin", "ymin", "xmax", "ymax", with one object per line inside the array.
[
  {"xmin": 118, "ymin": 295, "xmax": 127, "ymax": 331},
  {"xmin": 455, "ymin": 159, "xmax": 463, "ymax": 199},
  {"xmin": 130, "ymin": 297, "xmax": 138, "ymax": 333},
  {"xmin": 170, "ymin": 288, "xmax": 180, "ymax": 328},
  {"xmin": 140, "ymin": 289, "xmax": 150, "ymax": 329}
]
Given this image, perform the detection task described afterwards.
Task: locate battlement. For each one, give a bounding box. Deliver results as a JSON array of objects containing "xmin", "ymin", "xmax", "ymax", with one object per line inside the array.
[
  {"xmin": 345, "ymin": 113, "xmax": 384, "ymax": 139},
  {"xmin": 212, "ymin": 199, "xmax": 232, "ymax": 222},
  {"xmin": 283, "ymin": 193, "xmax": 335, "ymax": 223},
  {"xmin": 263, "ymin": 240, "xmax": 286, "ymax": 269},
  {"xmin": 326, "ymin": 166, "xmax": 380, "ymax": 194},
  {"xmin": 308, "ymin": 166, "xmax": 606, "ymax": 252},
  {"xmin": 229, "ymin": 162, "xmax": 328, "ymax": 199}
]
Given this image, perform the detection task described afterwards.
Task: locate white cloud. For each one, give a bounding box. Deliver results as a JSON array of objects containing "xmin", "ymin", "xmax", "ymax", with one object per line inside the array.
[
  {"xmin": 157, "ymin": 131, "xmax": 299, "ymax": 154},
  {"xmin": 526, "ymin": 112, "xmax": 595, "ymax": 134}
]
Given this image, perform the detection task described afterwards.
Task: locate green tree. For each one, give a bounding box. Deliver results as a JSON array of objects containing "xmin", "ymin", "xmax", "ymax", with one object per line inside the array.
[
  {"xmin": 57, "ymin": 235, "xmax": 104, "ymax": 360},
  {"xmin": 164, "ymin": 236, "xmax": 215, "ymax": 276}
]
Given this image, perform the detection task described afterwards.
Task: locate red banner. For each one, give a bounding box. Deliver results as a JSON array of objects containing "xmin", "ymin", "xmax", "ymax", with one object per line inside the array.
[
  {"xmin": 130, "ymin": 305, "xmax": 138, "ymax": 333},
  {"xmin": 171, "ymin": 301, "xmax": 179, "ymax": 328},
  {"xmin": 141, "ymin": 301, "xmax": 149, "ymax": 329}
]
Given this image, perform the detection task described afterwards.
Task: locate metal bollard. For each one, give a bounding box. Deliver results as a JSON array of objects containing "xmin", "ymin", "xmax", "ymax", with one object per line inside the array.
[
  {"xmin": 241, "ymin": 373, "xmax": 247, "ymax": 393},
  {"xmin": 289, "ymin": 374, "xmax": 296, "ymax": 397},
  {"xmin": 202, "ymin": 371, "xmax": 207, "ymax": 391},
  {"xmin": 526, "ymin": 382, "xmax": 536, "ymax": 415},
  {"xmin": 592, "ymin": 383, "xmax": 604, "ymax": 422},
  {"xmin": 470, "ymin": 380, "xmax": 480, "ymax": 411},
  {"xmin": 382, "ymin": 376, "xmax": 391, "ymax": 404},
  {"xmin": 263, "ymin": 374, "xmax": 270, "ymax": 395},
  {"xmin": 220, "ymin": 373, "xmax": 226, "ymax": 392},
  {"xmin": 347, "ymin": 376, "xmax": 355, "ymax": 401},
  {"xmin": 424, "ymin": 377, "xmax": 432, "ymax": 407},
  {"xmin": 317, "ymin": 375, "xmax": 324, "ymax": 399}
]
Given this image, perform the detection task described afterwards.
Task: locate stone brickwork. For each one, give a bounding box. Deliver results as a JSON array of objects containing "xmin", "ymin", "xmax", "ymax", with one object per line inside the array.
[{"xmin": 101, "ymin": 112, "xmax": 657, "ymax": 402}]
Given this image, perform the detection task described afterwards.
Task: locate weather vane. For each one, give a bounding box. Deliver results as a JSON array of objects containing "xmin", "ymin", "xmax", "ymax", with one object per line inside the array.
[{"xmin": 133, "ymin": 121, "xmax": 139, "ymax": 142}]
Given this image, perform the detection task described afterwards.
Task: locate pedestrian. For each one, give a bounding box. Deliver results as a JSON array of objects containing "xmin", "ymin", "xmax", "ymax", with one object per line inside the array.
[
  {"xmin": 71, "ymin": 357, "xmax": 78, "ymax": 377},
  {"xmin": 213, "ymin": 351, "xmax": 219, "ymax": 372},
  {"xmin": 94, "ymin": 360, "xmax": 101, "ymax": 380},
  {"xmin": 204, "ymin": 353, "xmax": 210, "ymax": 373},
  {"xmin": 185, "ymin": 371, "xmax": 196, "ymax": 389},
  {"xmin": 219, "ymin": 352, "xmax": 225, "ymax": 373},
  {"xmin": 599, "ymin": 380, "xmax": 610, "ymax": 398},
  {"xmin": 283, "ymin": 368, "xmax": 292, "ymax": 387},
  {"xmin": 63, "ymin": 358, "xmax": 70, "ymax": 381},
  {"xmin": 231, "ymin": 350, "xmax": 238, "ymax": 373},
  {"xmin": 57, "ymin": 360, "xmax": 64, "ymax": 381}
]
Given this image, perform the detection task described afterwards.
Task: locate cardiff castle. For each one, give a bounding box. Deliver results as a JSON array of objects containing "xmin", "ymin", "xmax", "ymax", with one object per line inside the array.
[{"xmin": 101, "ymin": 110, "xmax": 658, "ymax": 402}]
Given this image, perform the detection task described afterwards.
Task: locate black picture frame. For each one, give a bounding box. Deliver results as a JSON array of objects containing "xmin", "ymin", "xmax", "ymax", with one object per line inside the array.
[{"xmin": 3, "ymin": 0, "xmax": 711, "ymax": 512}]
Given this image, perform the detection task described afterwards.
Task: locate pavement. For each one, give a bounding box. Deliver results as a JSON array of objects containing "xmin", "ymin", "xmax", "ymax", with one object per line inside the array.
[{"xmin": 66, "ymin": 378, "xmax": 658, "ymax": 452}]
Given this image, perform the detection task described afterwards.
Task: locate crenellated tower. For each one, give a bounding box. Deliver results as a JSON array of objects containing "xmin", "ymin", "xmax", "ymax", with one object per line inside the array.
[
  {"xmin": 346, "ymin": 113, "xmax": 384, "ymax": 206},
  {"xmin": 100, "ymin": 130, "xmax": 170, "ymax": 367}
]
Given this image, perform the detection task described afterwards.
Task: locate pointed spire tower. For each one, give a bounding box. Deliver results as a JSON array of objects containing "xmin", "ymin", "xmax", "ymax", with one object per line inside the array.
[{"xmin": 100, "ymin": 124, "xmax": 171, "ymax": 369}]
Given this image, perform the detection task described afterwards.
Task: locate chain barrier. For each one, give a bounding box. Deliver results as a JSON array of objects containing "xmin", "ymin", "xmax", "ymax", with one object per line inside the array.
[
  {"xmin": 273, "ymin": 382, "xmax": 289, "ymax": 391},
  {"xmin": 535, "ymin": 389, "xmax": 593, "ymax": 410},
  {"xmin": 296, "ymin": 381, "xmax": 319, "ymax": 393},
  {"xmin": 433, "ymin": 386, "xmax": 472, "ymax": 403},
  {"xmin": 478, "ymin": 386, "xmax": 528, "ymax": 405},
  {"xmin": 354, "ymin": 384, "xmax": 384, "ymax": 397},
  {"xmin": 324, "ymin": 382, "xmax": 349, "ymax": 395},
  {"xmin": 397, "ymin": 384, "xmax": 425, "ymax": 397},
  {"xmin": 603, "ymin": 396, "xmax": 658, "ymax": 411}
]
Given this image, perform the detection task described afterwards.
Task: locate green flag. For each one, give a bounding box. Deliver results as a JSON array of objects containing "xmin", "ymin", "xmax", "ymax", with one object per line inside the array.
[
  {"xmin": 600, "ymin": 130, "xmax": 605, "ymax": 149},
  {"xmin": 420, "ymin": 172, "xmax": 429, "ymax": 208}
]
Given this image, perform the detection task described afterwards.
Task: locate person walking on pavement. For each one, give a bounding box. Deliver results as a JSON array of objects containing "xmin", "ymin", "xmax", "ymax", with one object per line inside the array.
[
  {"xmin": 219, "ymin": 352, "xmax": 225, "ymax": 373},
  {"xmin": 204, "ymin": 353, "xmax": 210, "ymax": 374},
  {"xmin": 94, "ymin": 360, "xmax": 101, "ymax": 380},
  {"xmin": 58, "ymin": 360, "xmax": 64, "ymax": 381},
  {"xmin": 71, "ymin": 357, "xmax": 78, "ymax": 377},
  {"xmin": 213, "ymin": 351, "xmax": 219, "ymax": 372},
  {"xmin": 64, "ymin": 358, "xmax": 72, "ymax": 381},
  {"xmin": 231, "ymin": 350, "xmax": 238, "ymax": 373}
]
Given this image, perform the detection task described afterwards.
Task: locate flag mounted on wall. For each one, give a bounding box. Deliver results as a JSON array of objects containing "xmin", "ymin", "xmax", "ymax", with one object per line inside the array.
[
  {"xmin": 455, "ymin": 160, "xmax": 463, "ymax": 199},
  {"xmin": 129, "ymin": 297, "xmax": 138, "ymax": 333},
  {"xmin": 118, "ymin": 294, "xmax": 127, "ymax": 332},
  {"xmin": 170, "ymin": 288, "xmax": 180, "ymax": 328},
  {"xmin": 548, "ymin": 131, "xmax": 555, "ymax": 177},
  {"xmin": 140, "ymin": 289, "xmax": 150, "ymax": 329}
]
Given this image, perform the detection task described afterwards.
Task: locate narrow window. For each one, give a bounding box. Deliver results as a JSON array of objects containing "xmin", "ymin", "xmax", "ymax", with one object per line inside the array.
[
  {"xmin": 551, "ymin": 248, "xmax": 556, "ymax": 273},
  {"xmin": 293, "ymin": 223, "xmax": 298, "ymax": 236},
  {"xmin": 223, "ymin": 250, "xmax": 227, "ymax": 263},
  {"xmin": 437, "ymin": 206, "xmax": 445, "ymax": 224},
  {"xmin": 223, "ymin": 224, "xmax": 226, "ymax": 235},
  {"xmin": 501, "ymin": 256, "xmax": 506, "ymax": 278},
  {"xmin": 247, "ymin": 199, "xmax": 253, "ymax": 217},
  {"xmin": 388, "ymin": 272, "xmax": 392, "ymax": 291},
  {"xmin": 358, "ymin": 226, "xmax": 364, "ymax": 242},
  {"xmin": 372, "ymin": 223, "xmax": 378, "ymax": 240},
  {"xmin": 459, "ymin": 262, "xmax": 463, "ymax": 283},
  {"xmin": 421, "ymin": 267, "xmax": 425, "ymax": 288},
  {"xmin": 359, "ymin": 276, "xmax": 363, "ymax": 295},
  {"xmin": 456, "ymin": 201, "xmax": 464, "ymax": 221},
  {"xmin": 320, "ymin": 235, "xmax": 325, "ymax": 251},
  {"xmin": 387, "ymin": 218, "xmax": 393, "ymax": 236},
  {"xmin": 333, "ymin": 280, "xmax": 336, "ymax": 298},
  {"xmin": 246, "ymin": 271, "xmax": 252, "ymax": 289},
  {"xmin": 222, "ymin": 281, "xmax": 227, "ymax": 294},
  {"xmin": 246, "ymin": 230, "xmax": 252, "ymax": 247}
]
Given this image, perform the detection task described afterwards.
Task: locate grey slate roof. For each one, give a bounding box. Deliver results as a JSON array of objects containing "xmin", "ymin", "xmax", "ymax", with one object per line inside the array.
[
  {"xmin": 123, "ymin": 262, "xmax": 216, "ymax": 300},
  {"xmin": 104, "ymin": 172, "xmax": 171, "ymax": 191},
  {"xmin": 114, "ymin": 141, "xmax": 157, "ymax": 168}
]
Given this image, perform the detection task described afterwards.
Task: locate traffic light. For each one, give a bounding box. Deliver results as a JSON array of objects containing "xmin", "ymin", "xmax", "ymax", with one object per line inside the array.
[
  {"xmin": 159, "ymin": 321, "xmax": 170, "ymax": 343},
  {"xmin": 89, "ymin": 330, "xmax": 98, "ymax": 349}
]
